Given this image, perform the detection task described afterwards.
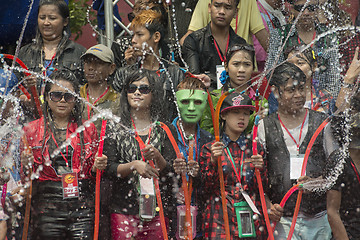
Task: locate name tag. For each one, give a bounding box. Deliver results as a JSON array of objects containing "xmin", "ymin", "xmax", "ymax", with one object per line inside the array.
[
  {"xmin": 290, "ymin": 154, "xmax": 305, "ymax": 180},
  {"xmin": 61, "ymin": 172, "xmax": 79, "ymax": 199}
]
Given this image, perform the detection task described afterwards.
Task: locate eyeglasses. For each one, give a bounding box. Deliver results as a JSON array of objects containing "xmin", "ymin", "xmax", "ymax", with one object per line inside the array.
[
  {"xmin": 127, "ymin": 84, "xmax": 151, "ymax": 94},
  {"xmin": 293, "ymin": 4, "xmax": 318, "ymax": 12},
  {"xmin": 229, "ymin": 44, "xmax": 255, "ymax": 54},
  {"xmin": 49, "ymin": 91, "xmax": 76, "ymax": 103}
]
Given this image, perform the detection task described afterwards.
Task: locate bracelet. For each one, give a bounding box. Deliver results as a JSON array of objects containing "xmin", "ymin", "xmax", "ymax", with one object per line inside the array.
[{"xmin": 342, "ymin": 82, "xmax": 354, "ymax": 88}]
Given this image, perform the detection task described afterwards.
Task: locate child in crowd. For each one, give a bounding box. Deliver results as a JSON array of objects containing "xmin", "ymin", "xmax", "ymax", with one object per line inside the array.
[
  {"xmin": 171, "ymin": 75, "xmax": 213, "ymax": 239},
  {"xmin": 201, "ymin": 43, "xmax": 268, "ymax": 134},
  {"xmin": 199, "ymin": 92, "xmax": 268, "ymax": 239}
]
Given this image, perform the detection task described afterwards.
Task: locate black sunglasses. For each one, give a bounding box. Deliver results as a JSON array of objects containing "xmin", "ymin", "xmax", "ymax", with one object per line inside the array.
[
  {"xmin": 293, "ymin": 4, "xmax": 318, "ymax": 12},
  {"xmin": 49, "ymin": 91, "xmax": 76, "ymax": 103},
  {"xmin": 229, "ymin": 44, "xmax": 255, "ymax": 54},
  {"xmin": 127, "ymin": 84, "xmax": 151, "ymax": 94}
]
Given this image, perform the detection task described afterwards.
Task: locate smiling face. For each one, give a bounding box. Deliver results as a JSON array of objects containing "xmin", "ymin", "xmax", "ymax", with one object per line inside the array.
[
  {"xmin": 127, "ymin": 77, "xmax": 152, "ymax": 110},
  {"xmin": 176, "ymin": 89, "xmax": 208, "ymax": 124},
  {"xmin": 38, "ymin": 4, "xmax": 68, "ymax": 41},
  {"xmin": 226, "ymin": 50, "xmax": 254, "ymax": 89},
  {"xmin": 47, "ymin": 80, "xmax": 75, "ymax": 119},
  {"xmin": 291, "ymin": 0, "xmax": 318, "ymax": 26},
  {"xmin": 209, "ymin": 0, "xmax": 237, "ymax": 28},
  {"xmin": 221, "ymin": 108, "xmax": 250, "ymax": 136}
]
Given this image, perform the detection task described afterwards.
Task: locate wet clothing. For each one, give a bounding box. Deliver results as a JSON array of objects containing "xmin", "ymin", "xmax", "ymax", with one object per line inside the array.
[
  {"xmin": 31, "ymin": 180, "xmax": 94, "ymax": 240},
  {"xmin": 329, "ymin": 150, "xmax": 360, "ymax": 239},
  {"xmin": 80, "ymin": 84, "xmax": 120, "ymax": 134},
  {"xmin": 266, "ymin": 23, "xmax": 341, "ymax": 99},
  {"xmin": 111, "ymin": 62, "xmax": 185, "ymax": 120},
  {"xmin": 170, "ymin": 118, "xmax": 214, "ymax": 238},
  {"xmin": 18, "ymin": 38, "xmax": 86, "ymax": 79},
  {"xmin": 183, "ymin": 23, "xmax": 246, "ymax": 85},
  {"xmin": 199, "ymin": 134, "xmax": 268, "ymax": 239},
  {"xmin": 23, "ymin": 117, "xmax": 98, "ymax": 181},
  {"xmin": 103, "ymin": 121, "xmax": 177, "ymax": 236},
  {"xmin": 260, "ymin": 110, "xmax": 328, "ymax": 216}
]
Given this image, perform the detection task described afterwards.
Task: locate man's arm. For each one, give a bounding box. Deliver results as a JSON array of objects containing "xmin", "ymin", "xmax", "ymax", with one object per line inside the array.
[
  {"xmin": 182, "ymin": 34, "xmax": 201, "ymax": 74},
  {"xmin": 180, "ymin": 30, "xmax": 193, "ymax": 46}
]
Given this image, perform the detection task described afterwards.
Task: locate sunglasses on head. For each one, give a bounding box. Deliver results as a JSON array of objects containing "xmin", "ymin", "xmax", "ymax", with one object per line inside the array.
[
  {"xmin": 49, "ymin": 91, "xmax": 76, "ymax": 103},
  {"xmin": 229, "ymin": 44, "xmax": 255, "ymax": 54},
  {"xmin": 127, "ymin": 84, "xmax": 151, "ymax": 94},
  {"xmin": 293, "ymin": 4, "xmax": 318, "ymax": 12}
]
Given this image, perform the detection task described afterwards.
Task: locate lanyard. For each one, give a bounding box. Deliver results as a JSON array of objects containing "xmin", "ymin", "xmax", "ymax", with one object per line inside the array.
[
  {"xmin": 50, "ymin": 122, "xmax": 70, "ymax": 167},
  {"xmin": 258, "ymin": 2, "xmax": 275, "ymax": 29},
  {"xmin": 224, "ymin": 147, "xmax": 245, "ymax": 185},
  {"xmin": 213, "ymin": 34, "xmax": 230, "ymax": 63},
  {"xmin": 298, "ymin": 31, "xmax": 316, "ymax": 48},
  {"xmin": 176, "ymin": 121, "xmax": 198, "ymax": 163},
  {"xmin": 350, "ymin": 160, "xmax": 360, "ymax": 185},
  {"xmin": 86, "ymin": 86, "xmax": 110, "ymax": 119},
  {"xmin": 278, "ymin": 109, "xmax": 308, "ymax": 155},
  {"xmin": 131, "ymin": 118, "xmax": 152, "ymax": 162}
]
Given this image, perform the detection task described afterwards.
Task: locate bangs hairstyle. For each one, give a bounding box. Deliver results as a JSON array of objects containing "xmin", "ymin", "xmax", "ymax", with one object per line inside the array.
[
  {"xmin": 270, "ymin": 62, "xmax": 306, "ymax": 89},
  {"xmin": 284, "ymin": 45, "xmax": 317, "ymax": 68},
  {"xmin": 120, "ymin": 69, "xmax": 165, "ymax": 126},
  {"xmin": 177, "ymin": 74, "xmax": 206, "ymax": 91},
  {"xmin": 351, "ymin": 90, "xmax": 360, "ymax": 112},
  {"xmin": 226, "ymin": 43, "xmax": 255, "ymax": 70}
]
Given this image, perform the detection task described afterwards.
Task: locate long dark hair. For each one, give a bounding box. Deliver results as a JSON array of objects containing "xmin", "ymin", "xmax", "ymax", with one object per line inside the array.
[
  {"xmin": 35, "ymin": 0, "xmax": 71, "ymax": 50},
  {"xmin": 119, "ymin": 69, "xmax": 165, "ymax": 127},
  {"xmin": 42, "ymin": 69, "xmax": 84, "ymax": 156}
]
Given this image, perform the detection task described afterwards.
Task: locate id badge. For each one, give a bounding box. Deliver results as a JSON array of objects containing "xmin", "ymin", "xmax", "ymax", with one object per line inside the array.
[
  {"xmin": 290, "ymin": 154, "xmax": 305, "ymax": 180},
  {"xmin": 177, "ymin": 205, "xmax": 197, "ymax": 239},
  {"xmin": 234, "ymin": 201, "xmax": 256, "ymax": 238},
  {"xmin": 139, "ymin": 176, "xmax": 156, "ymax": 221},
  {"xmin": 61, "ymin": 172, "xmax": 79, "ymax": 199},
  {"xmin": 216, "ymin": 64, "xmax": 225, "ymax": 89}
]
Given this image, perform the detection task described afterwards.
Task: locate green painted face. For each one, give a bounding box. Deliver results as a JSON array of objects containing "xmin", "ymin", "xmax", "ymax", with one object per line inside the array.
[{"xmin": 176, "ymin": 89, "xmax": 208, "ymax": 124}]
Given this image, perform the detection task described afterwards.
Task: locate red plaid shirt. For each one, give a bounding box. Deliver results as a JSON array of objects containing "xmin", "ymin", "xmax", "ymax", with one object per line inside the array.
[{"xmin": 199, "ymin": 134, "xmax": 268, "ymax": 239}]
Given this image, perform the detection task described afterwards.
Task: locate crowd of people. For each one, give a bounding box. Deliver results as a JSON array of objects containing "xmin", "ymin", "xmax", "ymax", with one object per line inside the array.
[{"xmin": 0, "ymin": 0, "xmax": 359, "ymax": 239}]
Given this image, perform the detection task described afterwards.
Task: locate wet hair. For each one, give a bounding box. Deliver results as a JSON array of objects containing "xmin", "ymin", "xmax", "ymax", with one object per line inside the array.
[
  {"xmin": 284, "ymin": 45, "xmax": 317, "ymax": 69},
  {"xmin": 226, "ymin": 43, "xmax": 256, "ymax": 70},
  {"xmin": 42, "ymin": 69, "xmax": 84, "ymax": 156},
  {"xmin": 131, "ymin": 10, "xmax": 167, "ymax": 50},
  {"xmin": 350, "ymin": 90, "xmax": 360, "ymax": 112},
  {"xmin": 119, "ymin": 69, "xmax": 165, "ymax": 126},
  {"xmin": 270, "ymin": 62, "xmax": 307, "ymax": 89},
  {"xmin": 211, "ymin": 0, "xmax": 240, "ymax": 7},
  {"xmin": 35, "ymin": 0, "xmax": 71, "ymax": 49},
  {"xmin": 177, "ymin": 74, "xmax": 206, "ymax": 91}
]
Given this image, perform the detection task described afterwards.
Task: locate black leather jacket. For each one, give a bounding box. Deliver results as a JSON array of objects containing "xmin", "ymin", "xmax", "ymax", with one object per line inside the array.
[{"xmin": 182, "ymin": 23, "xmax": 246, "ymax": 83}]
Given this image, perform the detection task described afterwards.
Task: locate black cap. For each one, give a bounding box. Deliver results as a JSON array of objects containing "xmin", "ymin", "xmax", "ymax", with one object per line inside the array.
[{"xmin": 220, "ymin": 92, "xmax": 255, "ymax": 114}]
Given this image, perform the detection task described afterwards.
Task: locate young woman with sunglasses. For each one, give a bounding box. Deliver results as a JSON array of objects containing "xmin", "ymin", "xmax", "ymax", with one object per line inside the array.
[
  {"xmin": 200, "ymin": 43, "xmax": 268, "ymax": 134},
  {"xmin": 21, "ymin": 69, "xmax": 106, "ymax": 239},
  {"xmin": 103, "ymin": 69, "xmax": 177, "ymax": 239},
  {"xmin": 266, "ymin": 0, "xmax": 341, "ymax": 101}
]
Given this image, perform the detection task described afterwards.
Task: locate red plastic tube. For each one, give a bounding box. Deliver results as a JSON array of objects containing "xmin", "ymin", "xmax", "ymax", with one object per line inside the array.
[
  {"xmin": 213, "ymin": 92, "xmax": 231, "ymax": 240},
  {"xmin": 93, "ymin": 119, "xmax": 107, "ymax": 240}
]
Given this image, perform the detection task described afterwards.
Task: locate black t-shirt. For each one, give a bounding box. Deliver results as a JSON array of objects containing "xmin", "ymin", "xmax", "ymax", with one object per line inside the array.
[{"xmin": 330, "ymin": 151, "xmax": 360, "ymax": 239}]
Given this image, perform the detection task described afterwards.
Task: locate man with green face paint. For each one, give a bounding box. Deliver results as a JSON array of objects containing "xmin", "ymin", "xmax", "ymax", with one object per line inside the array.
[{"xmin": 171, "ymin": 75, "xmax": 214, "ymax": 239}]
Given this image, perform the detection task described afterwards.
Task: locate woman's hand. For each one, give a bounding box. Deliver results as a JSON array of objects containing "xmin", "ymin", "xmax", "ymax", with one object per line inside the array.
[
  {"xmin": 133, "ymin": 160, "xmax": 159, "ymax": 179},
  {"xmin": 173, "ymin": 154, "xmax": 187, "ymax": 175},
  {"xmin": 194, "ymin": 74, "xmax": 211, "ymax": 88},
  {"xmin": 20, "ymin": 150, "xmax": 34, "ymax": 169},
  {"xmin": 23, "ymin": 75, "xmax": 37, "ymax": 88},
  {"xmin": 245, "ymin": 154, "xmax": 264, "ymax": 169},
  {"xmin": 210, "ymin": 141, "xmax": 224, "ymax": 165},
  {"xmin": 92, "ymin": 153, "xmax": 108, "ymax": 171},
  {"xmin": 141, "ymin": 144, "xmax": 160, "ymax": 161}
]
